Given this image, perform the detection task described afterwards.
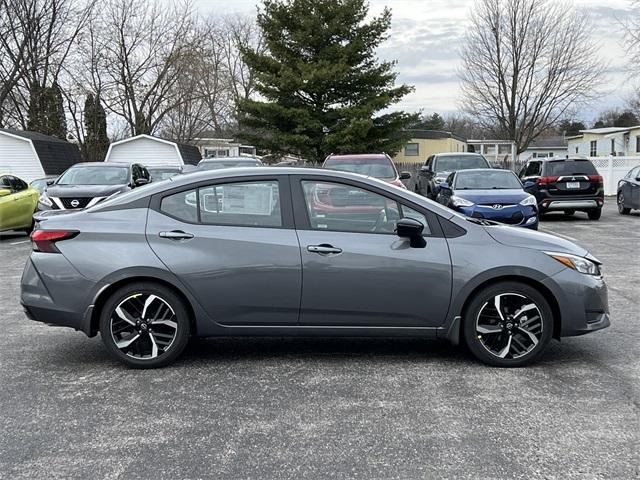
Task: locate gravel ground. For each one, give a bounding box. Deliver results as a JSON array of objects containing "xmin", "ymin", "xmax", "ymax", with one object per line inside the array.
[{"xmin": 0, "ymin": 202, "xmax": 638, "ymax": 479}]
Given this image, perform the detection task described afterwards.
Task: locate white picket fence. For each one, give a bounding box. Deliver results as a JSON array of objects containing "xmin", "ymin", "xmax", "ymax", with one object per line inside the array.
[{"xmin": 589, "ymin": 157, "xmax": 640, "ymax": 195}]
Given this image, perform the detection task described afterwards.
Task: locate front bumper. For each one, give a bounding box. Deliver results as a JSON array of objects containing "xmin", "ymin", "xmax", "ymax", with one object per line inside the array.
[{"xmin": 542, "ymin": 267, "xmax": 610, "ymax": 337}]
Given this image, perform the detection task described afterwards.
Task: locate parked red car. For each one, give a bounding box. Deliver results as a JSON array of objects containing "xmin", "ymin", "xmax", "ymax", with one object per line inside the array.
[{"xmin": 322, "ymin": 154, "xmax": 411, "ymax": 189}]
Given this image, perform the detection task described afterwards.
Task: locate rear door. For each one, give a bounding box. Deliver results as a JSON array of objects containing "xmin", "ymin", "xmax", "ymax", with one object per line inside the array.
[
  {"xmin": 146, "ymin": 175, "xmax": 302, "ymax": 326},
  {"xmin": 292, "ymin": 175, "xmax": 452, "ymax": 327}
]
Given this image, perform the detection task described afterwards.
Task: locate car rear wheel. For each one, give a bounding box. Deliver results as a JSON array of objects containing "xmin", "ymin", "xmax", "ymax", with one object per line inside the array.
[
  {"xmin": 587, "ymin": 208, "xmax": 602, "ymax": 220},
  {"xmin": 618, "ymin": 193, "xmax": 631, "ymax": 215},
  {"xmin": 462, "ymin": 282, "xmax": 553, "ymax": 367},
  {"xmin": 99, "ymin": 282, "xmax": 191, "ymax": 368}
]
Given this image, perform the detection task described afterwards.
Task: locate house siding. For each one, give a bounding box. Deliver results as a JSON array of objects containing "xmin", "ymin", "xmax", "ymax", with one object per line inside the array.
[
  {"xmin": 0, "ymin": 133, "xmax": 44, "ymax": 182},
  {"xmin": 394, "ymin": 138, "xmax": 467, "ymax": 163},
  {"xmin": 106, "ymin": 137, "xmax": 182, "ymax": 166}
]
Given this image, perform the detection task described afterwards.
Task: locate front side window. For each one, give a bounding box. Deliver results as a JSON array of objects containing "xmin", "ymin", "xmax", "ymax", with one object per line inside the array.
[
  {"xmin": 0, "ymin": 176, "xmax": 12, "ymax": 190},
  {"xmin": 404, "ymin": 143, "xmax": 419, "ymax": 156},
  {"xmin": 301, "ymin": 180, "xmax": 430, "ymax": 235}
]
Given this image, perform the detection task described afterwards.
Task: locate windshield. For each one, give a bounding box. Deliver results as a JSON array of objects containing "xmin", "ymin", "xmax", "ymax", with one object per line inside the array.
[
  {"xmin": 199, "ymin": 161, "xmax": 262, "ymax": 170},
  {"xmin": 57, "ymin": 166, "xmax": 129, "ymax": 185},
  {"xmin": 148, "ymin": 168, "xmax": 180, "ymax": 181},
  {"xmin": 435, "ymin": 155, "xmax": 489, "ymax": 173},
  {"xmin": 546, "ymin": 160, "xmax": 597, "ymax": 176},
  {"xmin": 455, "ymin": 170, "xmax": 522, "ymax": 190},
  {"xmin": 324, "ymin": 157, "xmax": 396, "ymax": 179}
]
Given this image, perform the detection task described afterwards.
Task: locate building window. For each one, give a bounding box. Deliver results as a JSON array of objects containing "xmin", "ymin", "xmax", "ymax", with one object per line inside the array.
[
  {"xmin": 611, "ymin": 139, "xmax": 615, "ymax": 155},
  {"xmin": 404, "ymin": 143, "xmax": 419, "ymax": 156},
  {"xmin": 575, "ymin": 147, "xmax": 579, "ymax": 154},
  {"xmin": 636, "ymin": 137, "xmax": 640, "ymax": 153},
  {"xmin": 590, "ymin": 140, "xmax": 597, "ymax": 157}
]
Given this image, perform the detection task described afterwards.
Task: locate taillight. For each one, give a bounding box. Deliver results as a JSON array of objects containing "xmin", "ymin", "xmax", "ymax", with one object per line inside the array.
[
  {"xmin": 588, "ymin": 175, "xmax": 603, "ymax": 186},
  {"xmin": 536, "ymin": 176, "xmax": 558, "ymax": 186},
  {"xmin": 31, "ymin": 230, "xmax": 79, "ymax": 253}
]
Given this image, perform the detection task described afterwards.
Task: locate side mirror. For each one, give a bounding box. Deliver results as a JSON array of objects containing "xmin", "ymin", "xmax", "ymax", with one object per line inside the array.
[
  {"xmin": 134, "ymin": 178, "xmax": 150, "ymax": 187},
  {"xmin": 0, "ymin": 188, "xmax": 11, "ymax": 197},
  {"xmin": 636, "ymin": 176, "xmax": 640, "ymax": 182},
  {"xmin": 399, "ymin": 171, "xmax": 412, "ymax": 180},
  {"xmin": 46, "ymin": 179, "xmax": 56, "ymax": 186},
  {"xmin": 395, "ymin": 218, "xmax": 426, "ymax": 248},
  {"xmin": 420, "ymin": 166, "xmax": 432, "ymax": 174}
]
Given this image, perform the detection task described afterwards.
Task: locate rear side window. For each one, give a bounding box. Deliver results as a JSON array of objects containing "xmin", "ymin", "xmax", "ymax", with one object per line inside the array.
[
  {"xmin": 199, "ymin": 181, "xmax": 281, "ymax": 227},
  {"xmin": 545, "ymin": 160, "xmax": 597, "ymax": 176},
  {"xmin": 160, "ymin": 181, "xmax": 282, "ymax": 227}
]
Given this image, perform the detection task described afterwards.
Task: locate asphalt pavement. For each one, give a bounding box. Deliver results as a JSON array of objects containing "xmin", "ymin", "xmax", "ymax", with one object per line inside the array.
[{"xmin": 0, "ymin": 202, "xmax": 638, "ymax": 479}]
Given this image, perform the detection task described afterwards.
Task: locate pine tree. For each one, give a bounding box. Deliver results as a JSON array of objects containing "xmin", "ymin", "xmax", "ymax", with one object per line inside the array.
[
  {"xmin": 26, "ymin": 82, "xmax": 67, "ymax": 139},
  {"xmin": 84, "ymin": 93, "xmax": 110, "ymax": 162},
  {"xmin": 416, "ymin": 113, "xmax": 446, "ymax": 131},
  {"xmin": 238, "ymin": 0, "xmax": 418, "ymax": 163}
]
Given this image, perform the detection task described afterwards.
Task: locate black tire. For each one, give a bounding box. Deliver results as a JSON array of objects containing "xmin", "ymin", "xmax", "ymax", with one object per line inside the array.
[
  {"xmin": 563, "ymin": 209, "xmax": 575, "ymax": 216},
  {"xmin": 462, "ymin": 281, "xmax": 554, "ymax": 367},
  {"xmin": 618, "ymin": 193, "xmax": 631, "ymax": 215},
  {"xmin": 99, "ymin": 282, "xmax": 191, "ymax": 368},
  {"xmin": 587, "ymin": 208, "xmax": 602, "ymax": 220},
  {"xmin": 23, "ymin": 218, "xmax": 34, "ymax": 235}
]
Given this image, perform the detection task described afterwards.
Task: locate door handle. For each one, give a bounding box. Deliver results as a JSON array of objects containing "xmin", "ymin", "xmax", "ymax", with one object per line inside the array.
[
  {"xmin": 159, "ymin": 230, "xmax": 194, "ymax": 240},
  {"xmin": 307, "ymin": 244, "xmax": 342, "ymax": 255}
]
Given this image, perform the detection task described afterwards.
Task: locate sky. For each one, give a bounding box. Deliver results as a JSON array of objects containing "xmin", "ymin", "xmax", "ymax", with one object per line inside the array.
[{"xmin": 195, "ymin": 0, "xmax": 635, "ymax": 123}]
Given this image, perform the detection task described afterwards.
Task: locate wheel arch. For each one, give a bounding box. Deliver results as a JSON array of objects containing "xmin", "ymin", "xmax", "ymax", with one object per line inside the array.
[
  {"xmin": 88, "ymin": 274, "xmax": 198, "ymax": 337},
  {"xmin": 450, "ymin": 274, "xmax": 562, "ymax": 344}
]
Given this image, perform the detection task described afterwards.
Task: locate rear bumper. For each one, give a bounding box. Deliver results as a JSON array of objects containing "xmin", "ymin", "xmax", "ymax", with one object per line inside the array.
[
  {"xmin": 20, "ymin": 254, "xmax": 97, "ymax": 336},
  {"xmin": 545, "ymin": 199, "xmax": 599, "ymax": 210}
]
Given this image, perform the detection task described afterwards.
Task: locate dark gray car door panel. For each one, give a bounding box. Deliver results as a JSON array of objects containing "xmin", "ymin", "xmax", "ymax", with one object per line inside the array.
[{"xmin": 146, "ymin": 213, "xmax": 302, "ymax": 327}]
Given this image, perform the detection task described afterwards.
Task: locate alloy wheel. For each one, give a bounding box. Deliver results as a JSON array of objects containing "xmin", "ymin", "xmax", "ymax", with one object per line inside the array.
[
  {"xmin": 618, "ymin": 193, "xmax": 626, "ymax": 214},
  {"xmin": 110, "ymin": 293, "xmax": 178, "ymax": 360},
  {"xmin": 475, "ymin": 293, "xmax": 543, "ymax": 360}
]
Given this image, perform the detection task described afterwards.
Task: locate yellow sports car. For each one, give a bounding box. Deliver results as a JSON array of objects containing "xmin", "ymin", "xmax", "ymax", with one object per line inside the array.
[{"xmin": 0, "ymin": 174, "xmax": 39, "ymax": 234}]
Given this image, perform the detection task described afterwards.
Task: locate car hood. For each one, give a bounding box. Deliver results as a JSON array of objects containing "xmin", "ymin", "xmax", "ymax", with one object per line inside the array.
[
  {"xmin": 46, "ymin": 184, "xmax": 129, "ymax": 198},
  {"xmin": 484, "ymin": 224, "xmax": 588, "ymax": 257},
  {"xmin": 455, "ymin": 189, "xmax": 529, "ymax": 204}
]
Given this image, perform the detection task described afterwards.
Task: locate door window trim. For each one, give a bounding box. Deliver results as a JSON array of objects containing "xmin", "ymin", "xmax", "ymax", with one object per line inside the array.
[
  {"xmin": 150, "ymin": 175, "xmax": 295, "ymax": 229},
  {"xmin": 290, "ymin": 174, "xmax": 444, "ymax": 237}
]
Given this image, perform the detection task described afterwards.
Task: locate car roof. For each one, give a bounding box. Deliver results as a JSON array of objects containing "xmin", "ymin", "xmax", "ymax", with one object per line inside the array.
[
  {"xmin": 325, "ymin": 154, "xmax": 388, "ymax": 160},
  {"xmin": 147, "ymin": 165, "xmax": 182, "ymax": 169},
  {"xmin": 434, "ymin": 152, "xmax": 484, "ymax": 157},
  {"xmin": 70, "ymin": 162, "xmax": 132, "ymax": 168},
  {"xmin": 535, "ymin": 157, "xmax": 591, "ymax": 162},
  {"xmin": 199, "ymin": 157, "xmax": 261, "ymax": 163},
  {"xmin": 455, "ymin": 168, "xmax": 513, "ymax": 174}
]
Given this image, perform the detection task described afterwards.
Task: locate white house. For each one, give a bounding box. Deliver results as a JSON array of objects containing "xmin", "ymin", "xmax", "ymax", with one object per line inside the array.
[
  {"xmin": 566, "ymin": 127, "xmax": 640, "ymax": 157},
  {"xmin": 191, "ymin": 131, "xmax": 257, "ymax": 158},
  {"xmin": 520, "ymin": 136, "xmax": 568, "ymax": 161},
  {"xmin": 0, "ymin": 129, "xmax": 83, "ymax": 182},
  {"xmin": 105, "ymin": 134, "xmax": 201, "ymax": 167}
]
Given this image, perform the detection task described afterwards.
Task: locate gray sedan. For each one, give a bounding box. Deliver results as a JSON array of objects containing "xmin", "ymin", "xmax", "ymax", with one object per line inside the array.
[{"xmin": 21, "ymin": 168, "xmax": 609, "ymax": 368}]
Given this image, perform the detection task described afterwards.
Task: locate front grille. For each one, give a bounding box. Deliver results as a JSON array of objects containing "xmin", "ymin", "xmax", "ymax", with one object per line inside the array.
[{"xmin": 59, "ymin": 197, "xmax": 92, "ymax": 209}]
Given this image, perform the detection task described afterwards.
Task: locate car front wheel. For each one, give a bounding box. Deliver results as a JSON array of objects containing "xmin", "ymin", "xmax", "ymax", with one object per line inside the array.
[
  {"xmin": 99, "ymin": 282, "xmax": 191, "ymax": 368},
  {"xmin": 463, "ymin": 282, "xmax": 553, "ymax": 367}
]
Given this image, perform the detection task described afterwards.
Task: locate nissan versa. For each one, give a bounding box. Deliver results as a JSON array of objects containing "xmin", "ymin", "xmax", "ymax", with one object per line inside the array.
[{"xmin": 21, "ymin": 168, "xmax": 609, "ymax": 368}]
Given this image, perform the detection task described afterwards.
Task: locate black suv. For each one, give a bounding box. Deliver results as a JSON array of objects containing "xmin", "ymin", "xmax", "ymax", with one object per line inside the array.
[
  {"xmin": 415, "ymin": 153, "xmax": 491, "ymax": 199},
  {"xmin": 37, "ymin": 162, "xmax": 151, "ymax": 211},
  {"xmin": 518, "ymin": 157, "xmax": 604, "ymax": 220}
]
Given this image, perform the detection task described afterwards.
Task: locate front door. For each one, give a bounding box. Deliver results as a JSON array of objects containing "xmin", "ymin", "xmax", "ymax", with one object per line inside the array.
[
  {"xmin": 293, "ymin": 178, "xmax": 452, "ymax": 327},
  {"xmin": 146, "ymin": 177, "xmax": 302, "ymax": 326}
]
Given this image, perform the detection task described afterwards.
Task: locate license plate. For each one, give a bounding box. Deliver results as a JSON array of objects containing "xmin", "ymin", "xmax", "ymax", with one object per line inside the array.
[{"xmin": 566, "ymin": 182, "xmax": 580, "ymax": 189}]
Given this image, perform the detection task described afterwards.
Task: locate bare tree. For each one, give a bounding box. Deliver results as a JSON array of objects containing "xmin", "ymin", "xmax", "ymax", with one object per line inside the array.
[
  {"xmin": 85, "ymin": 0, "xmax": 203, "ymax": 136},
  {"xmin": 459, "ymin": 0, "xmax": 604, "ymax": 153},
  {"xmin": 622, "ymin": 1, "xmax": 640, "ymax": 72}
]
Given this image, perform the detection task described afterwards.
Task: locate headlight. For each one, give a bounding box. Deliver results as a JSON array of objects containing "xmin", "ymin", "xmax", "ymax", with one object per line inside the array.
[
  {"xmin": 451, "ymin": 195, "xmax": 474, "ymax": 207},
  {"xmin": 38, "ymin": 193, "xmax": 52, "ymax": 207},
  {"xmin": 545, "ymin": 252, "xmax": 601, "ymax": 276},
  {"xmin": 520, "ymin": 195, "xmax": 537, "ymax": 206}
]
